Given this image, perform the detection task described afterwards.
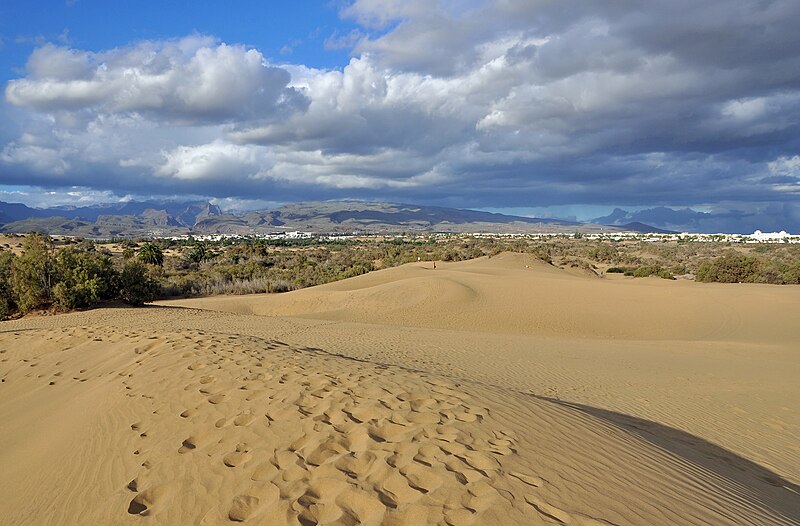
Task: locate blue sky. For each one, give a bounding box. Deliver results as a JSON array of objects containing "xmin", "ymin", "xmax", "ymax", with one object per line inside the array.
[
  {"xmin": 0, "ymin": 1, "xmax": 357, "ymax": 80},
  {"xmin": 1, "ymin": 0, "xmax": 800, "ymax": 232}
]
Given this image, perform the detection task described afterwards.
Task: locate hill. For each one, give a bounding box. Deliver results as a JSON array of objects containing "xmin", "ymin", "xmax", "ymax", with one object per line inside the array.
[
  {"xmin": 0, "ymin": 200, "xmax": 630, "ymax": 237},
  {"xmin": 616, "ymin": 221, "xmax": 677, "ymax": 234},
  {"xmin": 161, "ymin": 252, "xmax": 797, "ymax": 342}
]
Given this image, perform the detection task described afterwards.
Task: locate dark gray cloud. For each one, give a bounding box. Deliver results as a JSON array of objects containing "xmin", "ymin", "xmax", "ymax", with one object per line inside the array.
[
  {"xmin": 593, "ymin": 202, "xmax": 800, "ymax": 234},
  {"xmin": 2, "ymin": 1, "xmax": 800, "ymax": 232}
]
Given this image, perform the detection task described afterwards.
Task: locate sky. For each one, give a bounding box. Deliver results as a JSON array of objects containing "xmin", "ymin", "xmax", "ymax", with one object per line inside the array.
[{"xmin": 1, "ymin": 0, "xmax": 800, "ymax": 232}]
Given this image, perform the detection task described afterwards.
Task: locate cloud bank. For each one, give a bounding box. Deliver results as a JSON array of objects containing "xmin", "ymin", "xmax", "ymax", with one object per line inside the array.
[{"xmin": 2, "ymin": 1, "xmax": 800, "ymax": 231}]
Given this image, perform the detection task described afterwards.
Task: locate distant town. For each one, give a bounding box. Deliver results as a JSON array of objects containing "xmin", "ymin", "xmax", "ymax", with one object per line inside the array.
[{"xmin": 160, "ymin": 229, "xmax": 800, "ymax": 244}]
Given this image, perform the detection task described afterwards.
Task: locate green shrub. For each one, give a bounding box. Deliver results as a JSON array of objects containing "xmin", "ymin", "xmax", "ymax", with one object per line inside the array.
[
  {"xmin": 11, "ymin": 234, "xmax": 54, "ymax": 313},
  {"xmin": 632, "ymin": 264, "xmax": 674, "ymax": 279},
  {"xmin": 784, "ymin": 261, "xmax": 800, "ymax": 284},
  {"xmin": 670, "ymin": 263, "xmax": 688, "ymax": 276},
  {"xmin": 696, "ymin": 252, "xmax": 758, "ymax": 283},
  {"xmin": 187, "ymin": 241, "xmax": 215, "ymax": 263},
  {"xmin": 0, "ymin": 251, "xmax": 16, "ymax": 319},
  {"xmin": 588, "ymin": 244, "xmax": 618, "ymax": 263},
  {"xmin": 118, "ymin": 261, "xmax": 161, "ymax": 305},
  {"xmin": 695, "ymin": 252, "xmax": 800, "ymax": 284},
  {"xmin": 529, "ymin": 245, "xmax": 552, "ymax": 264},
  {"xmin": 52, "ymin": 246, "xmax": 116, "ymax": 310},
  {"xmin": 52, "ymin": 280, "xmax": 101, "ymax": 310}
]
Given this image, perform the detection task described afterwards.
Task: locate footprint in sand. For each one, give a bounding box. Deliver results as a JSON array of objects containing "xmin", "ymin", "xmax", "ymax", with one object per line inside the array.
[
  {"xmin": 233, "ymin": 413, "xmax": 256, "ymax": 427},
  {"xmin": 376, "ymin": 471, "xmax": 422, "ymax": 508},
  {"xmin": 400, "ymin": 462, "xmax": 442, "ymax": 494},
  {"xmin": 335, "ymin": 488, "xmax": 386, "ymax": 525},
  {"xmin": 250, "ymin": 462, "xmax": 279, "ymax": 482},
  {"xmin": 207, "ymin": 393, "xmax": 226, "ymax": 404},
  {"xmin": 228, "ymin": 483, "xmax": 280, "ymax": 521},
  {"xmin": 178, "ymin": 434, "xmax": 211, "ymax": 453},
  {"xmin": 127, "ymin": 484, "xmax": 173, "ymax": 516},
  {"xmin": 223, "ymin": 444, "xmax": 252, "ymax": 468}
]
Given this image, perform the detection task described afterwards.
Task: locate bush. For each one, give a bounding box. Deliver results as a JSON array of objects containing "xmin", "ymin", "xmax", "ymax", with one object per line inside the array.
[
  {"xmin": 588, "ymin": 244, "xmax": 618, "ymax": 263},
  {"xmin": 784, "ymin": 261, "xmax": 800, "ymax": 284},
  {"xmin": 52, "ymin": 280, "xmax": 101, "ymax": 310},
  {"xmin": 670, "ymin": 263, "xmax": 688, "ymax": 276},
  {"xmin": 696, "ymin": 252, "xmax": 800, "ymax": 284},
  {"xmin": 118, "ymin": 261, "xmax": 161, "ymax": 305},
  {"xmin": 529, "ymin": 245, "xmax": 553, "ymax": 264},
  {"xmin": 197, "ymin": 277, "xmax": 294, "ymax": 295},
  {"xmin": 632, "ymin": 265, "xmax": 674, "ymax": 279},
  {"xmin": 0, "ymin": 251, "xmax": 16, "ymax": 319},
  {"xmin": 187, "ymin": 241, "xmax": 215, "ymax": 263},
  {"xmin": 696, "ymin": 252, "xmax": 758, "ymax": 283},
  {"xmin": 52, "ymin": 246, "xmax": 116, "ymax": 310},
  {"xmin": 11, "ymin": 234, "xmax": 54, "ymax": 313}
]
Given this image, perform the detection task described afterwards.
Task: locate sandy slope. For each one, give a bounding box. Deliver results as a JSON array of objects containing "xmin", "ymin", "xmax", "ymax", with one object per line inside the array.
[
  {"xmin": 170, "ymin": 253, "xmax": 799, "ymax": 343},
  {"xmin": 163, "ymin": 253, "xmax": 800, "ymax": 484},
  {"xmin": 1, "ymin": 253, "xmax": 798, "ymax": 525}
]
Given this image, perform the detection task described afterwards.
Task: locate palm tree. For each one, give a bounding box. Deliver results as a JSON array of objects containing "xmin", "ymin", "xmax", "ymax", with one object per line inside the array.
[
  {"xmin": 137, "ymin": 242, "xmax": 164, "ymax": 267},
  {"xmin": 187, "ymin": 241, "xmax": 213, "ymax": 263}
]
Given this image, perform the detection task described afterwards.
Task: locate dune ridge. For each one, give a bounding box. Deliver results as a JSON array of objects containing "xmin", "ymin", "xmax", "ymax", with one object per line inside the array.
[{"xmin": 170, "ymin": 253, "xmax": 800, "ymax": 343}]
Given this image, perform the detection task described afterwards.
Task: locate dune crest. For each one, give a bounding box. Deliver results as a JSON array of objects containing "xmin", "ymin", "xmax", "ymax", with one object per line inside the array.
[{"xmin": 165, "ymin": 252, "xmax": 800, "ymax": 343}]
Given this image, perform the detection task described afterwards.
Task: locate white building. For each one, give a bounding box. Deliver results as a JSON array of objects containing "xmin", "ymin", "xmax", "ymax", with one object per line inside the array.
[{"xmin": 749, "ymin": 230, "xmax": 791, "ymax": 242}]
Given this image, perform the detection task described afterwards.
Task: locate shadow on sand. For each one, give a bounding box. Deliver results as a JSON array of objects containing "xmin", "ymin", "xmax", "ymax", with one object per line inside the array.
[{"xmin": 533, "ymin": 395, "xmax": 800, "ymax": 523}]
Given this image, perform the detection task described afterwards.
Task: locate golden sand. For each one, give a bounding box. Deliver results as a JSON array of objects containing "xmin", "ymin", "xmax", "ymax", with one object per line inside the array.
[{"xmin": 1, "ymin": 253, "xmax": 798, "ymax": 524}]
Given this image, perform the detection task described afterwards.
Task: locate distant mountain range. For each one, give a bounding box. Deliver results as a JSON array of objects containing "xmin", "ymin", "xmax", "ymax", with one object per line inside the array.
[
  {"xmin": 591, "ymin": 206, "xmax": 799, "ymax": 234},
  {"xmin": 0, "ymin": 200, "xmax": 662, "ymax": 237},
  {"xmin": 612, "ymin": 222, "xmax": 675, "ymax": 234},
  {"xmin": 0, "ymin": 200, "xmax": 222, "ymax": 225},
  {"xmin": 592, "ymin": 207, "xmax": 707, "ymax": 231}
]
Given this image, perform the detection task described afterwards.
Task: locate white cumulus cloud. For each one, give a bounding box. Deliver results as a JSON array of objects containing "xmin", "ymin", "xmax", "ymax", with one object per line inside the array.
[{"xmin": 6, "ymin": 36, "xmax": 308, "ymax": 123}]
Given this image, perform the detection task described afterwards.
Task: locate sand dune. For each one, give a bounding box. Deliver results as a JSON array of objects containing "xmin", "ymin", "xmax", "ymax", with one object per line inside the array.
[
  {"xmin": 1, "ymin": 253, "xmax": 799, "ymax": 524},
  {"xmin": 167, "ymin": 253, "xmax": 800, "ymax": 343}
]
